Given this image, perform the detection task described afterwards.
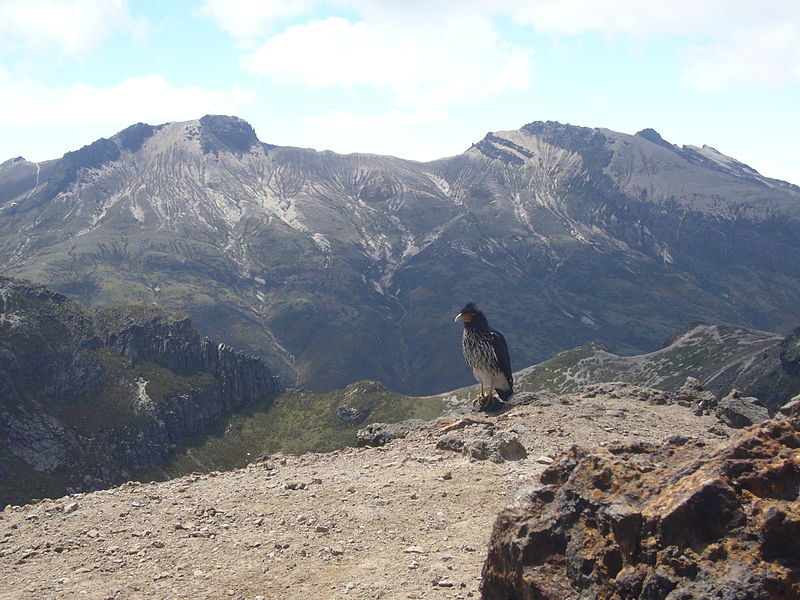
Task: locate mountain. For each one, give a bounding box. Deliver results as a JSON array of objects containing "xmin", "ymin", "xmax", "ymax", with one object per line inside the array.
[
  {"xmin": 513, "ymin": 322, "xmax": 800, "ymax": 411},
  {"xmin": 1, "ymin": 116, "xmax": 800, "ymax": 395},
  {"xmin": 0, "ymin": 276, "xmax": 280, "ymax": 506}
]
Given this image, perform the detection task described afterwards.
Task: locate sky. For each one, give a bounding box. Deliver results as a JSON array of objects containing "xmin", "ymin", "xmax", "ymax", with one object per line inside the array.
[{"xmin": 1, "ymin": 0, "xmax": 799, "ymax": 185}]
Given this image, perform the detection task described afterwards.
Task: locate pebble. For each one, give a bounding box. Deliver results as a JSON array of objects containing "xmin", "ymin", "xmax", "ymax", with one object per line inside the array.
[
  {"xmin": 63, "ymin": 503, "xmax": 79, "ymax": 514},
  {"xmin": 535, "ymin": 456, "xmax": 554, "ymax": 464},
  {"xmin": 404, "ymin": 546, "xmax": 426, "ymax": 554}
]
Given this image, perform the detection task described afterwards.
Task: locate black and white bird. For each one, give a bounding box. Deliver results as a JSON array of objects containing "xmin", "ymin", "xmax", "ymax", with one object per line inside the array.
[{"xmin": 455, "ymin": 303, "xmax": 513, "ymax": 405}]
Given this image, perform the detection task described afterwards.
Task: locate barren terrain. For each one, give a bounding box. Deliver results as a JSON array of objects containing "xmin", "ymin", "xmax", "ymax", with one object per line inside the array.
[{"xmin": 0, "ymin": 385, "xmax": 731, "ymax": 600}]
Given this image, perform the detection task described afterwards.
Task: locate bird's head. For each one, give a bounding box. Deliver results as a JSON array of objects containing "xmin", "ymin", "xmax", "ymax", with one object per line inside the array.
[{"xmin": 455, "ymin": 302, "xmax": 488, "ymax": 328}]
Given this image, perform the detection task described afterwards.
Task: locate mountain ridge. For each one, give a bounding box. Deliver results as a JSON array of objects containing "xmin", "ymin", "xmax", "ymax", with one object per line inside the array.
[{"xmin": 1, "ymin": 115, "xmax": 799, "ymax": 394}]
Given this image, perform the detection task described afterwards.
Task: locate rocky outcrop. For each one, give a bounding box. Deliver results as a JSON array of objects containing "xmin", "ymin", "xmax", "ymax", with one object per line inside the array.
[
  {"xmin": 716, "ymin": 389, "xmax": 770, "ymax": 428},
  {"xmin": 481, "ymin": 413, "xmax": 800, "ymax": 599},
  {"xmin": 356, "ymin": 419, "xmax": 427, "ymax": 447},
  {"xmin": 0, "ymin": 277, "xmax": 281, "ymax": 506}
]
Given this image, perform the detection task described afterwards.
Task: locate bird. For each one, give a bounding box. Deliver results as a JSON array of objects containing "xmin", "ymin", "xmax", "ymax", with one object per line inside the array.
[{"xmin": 454, "ymin": 302, "xmax": 513, "ymax": 407}]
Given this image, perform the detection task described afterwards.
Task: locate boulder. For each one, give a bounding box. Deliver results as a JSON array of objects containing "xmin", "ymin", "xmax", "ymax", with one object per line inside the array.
[
  {"xmin": 716, "ymin": 389, "xmax": 770, "ymax": 428},
  {"xmin": 675, "ymin": 376, "xmax": 717, "ymax": 413},
  {"xmin": 355, "ymin": 419, "xmax": 426, "ymax": 447},
  {"xmin": 480, "ymin": 413, "xmax": 800, "ymax": 599},
  {"xmin": 779, "ymin": 394, "xmax": 800, "ymax": 419}
]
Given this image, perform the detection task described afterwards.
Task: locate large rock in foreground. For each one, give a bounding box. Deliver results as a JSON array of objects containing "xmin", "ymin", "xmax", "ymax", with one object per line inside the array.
[{"xmin": 481, "ymin": 414, "xmax": 800, "ymax": 599}]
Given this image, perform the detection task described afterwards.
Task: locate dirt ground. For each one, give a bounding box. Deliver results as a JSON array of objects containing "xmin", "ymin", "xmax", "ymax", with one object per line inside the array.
[{"xmin": 0, "ymin": 385, "xmax": 730, "ymax": 600}]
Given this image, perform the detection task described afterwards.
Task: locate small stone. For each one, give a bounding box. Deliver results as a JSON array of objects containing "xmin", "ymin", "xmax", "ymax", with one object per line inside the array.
[
  {"xmin": 86, "ymin": 529, "xmax": 99, "ymax": 538},
  {"xmin": 315, "ymin": 525, "xmax": 330, "ymax": 534},
  {"xmin": 58, "ymin": 578, "xmax": 71, "ymax": 584},
  {"xmin": 404, "ymin": 546, "xmax": 426, "ymax": 554},
  {"xmin": 535, "ymin": 456, "xmax": 554, "ymax": 465},
  {"xmin": 63, "ymin": 503, "xmax": 79, "ymax": 514},
  {"xmin": 442, "ymin": 471, "xmax": 453, "ymax": 480},
  {"xmin": 437, "ymin": 580, "xmax": 455, "ymax": 588},
  {"xmin": 330, "ymin": 546, "xmax": 344, "ymax": 556}
]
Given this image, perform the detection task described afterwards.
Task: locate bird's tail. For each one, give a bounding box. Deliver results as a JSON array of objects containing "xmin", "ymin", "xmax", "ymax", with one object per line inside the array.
[{"xmin": 496, "ymin": 387, "xmax": 513, "ymax": 402}]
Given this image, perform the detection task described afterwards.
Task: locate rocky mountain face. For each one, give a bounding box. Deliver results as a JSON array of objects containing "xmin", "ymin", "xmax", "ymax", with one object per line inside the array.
[
  {"xmin": 514, "ymin": 322, "xmax": 800, "ymax": 412},
  {"xmin": 0, "ymin": 276, "xmax": 280, "ymax": 506},
  {"xmin": 480, "ymin": 404, "xmax": 800, "ymax": 600},
  {"xmin": 1, "ymin": 116, "xmax": 800, "ymax": 395}
]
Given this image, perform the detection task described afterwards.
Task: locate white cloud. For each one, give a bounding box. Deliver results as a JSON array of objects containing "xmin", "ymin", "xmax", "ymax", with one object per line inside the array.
[
  {"xmin": 197, "ymin": 0, "xmax": 318, "ymax": 41},
  {"xmin": 683, "ymin": 22, "xmax": 800, "ymax": 90},
  {"xmin": 243, "ymin": 14, "xmax": 531, "ymax": 109},
  {"xmin": 500, "ymin": 0, "xmax": 800, "ymax": 90},
  {"xmin": 0, "ymin": 70, "xmax": 252, "ymax": 127},
  {"xmin": 306, "ymin": 109, "xmax": 447, "ymax": 129},
  {"xmin": 214, "ymin": 1, "xmax": 800, "ymax": 100},
  {"xmin": 0, "ymin": 0, "xmax": 136, "ymax": 56}
]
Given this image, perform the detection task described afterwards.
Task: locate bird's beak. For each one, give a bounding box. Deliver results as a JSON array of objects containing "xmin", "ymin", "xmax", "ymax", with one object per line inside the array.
[{"xmin": 455, "ymin": 312, "xmax": 471, "ymax": 323}]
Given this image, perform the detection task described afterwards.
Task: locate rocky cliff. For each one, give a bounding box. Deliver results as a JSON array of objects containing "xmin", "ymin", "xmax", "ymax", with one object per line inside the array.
[{"xmin": 0, "ymin": 277, "xmax": 281, "ymax": 506}]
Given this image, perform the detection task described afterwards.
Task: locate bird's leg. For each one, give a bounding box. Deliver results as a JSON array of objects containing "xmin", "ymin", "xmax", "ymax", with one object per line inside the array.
[
  {"xmin": 476, "ymin": 381, "xmax": 485, "ymax": 401},
  {"xmin": 489, "ymin": 385, "xmax": 495, "ymax": 400}
]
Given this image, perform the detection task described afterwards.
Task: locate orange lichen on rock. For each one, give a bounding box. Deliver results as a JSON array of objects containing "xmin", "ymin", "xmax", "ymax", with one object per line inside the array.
[{"xmin": 481, "ymin": 414, "xmax": 800, "ymax": 599}]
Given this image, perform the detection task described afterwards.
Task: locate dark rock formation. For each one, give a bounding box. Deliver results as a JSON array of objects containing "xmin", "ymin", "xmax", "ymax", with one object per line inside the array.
[
  {"xmin": 716, "ymin": 389, "xmax": 770, "ymax": 428},
  {"xmin": 199, "ymin": 114, "xmax": 259, "ymax": 155},
  {"xmin": 0, "ymin": 277, "xmax": 281, "ymax": 506},
  {"xmin": 481, "ymin": 414, "xmax": 800, "ymax": 599}
]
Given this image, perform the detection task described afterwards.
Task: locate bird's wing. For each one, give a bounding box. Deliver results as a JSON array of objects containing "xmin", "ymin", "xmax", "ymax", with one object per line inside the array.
[{"xmin": 490, "ymin": 329, "xmax": 513, "ymax": 386}]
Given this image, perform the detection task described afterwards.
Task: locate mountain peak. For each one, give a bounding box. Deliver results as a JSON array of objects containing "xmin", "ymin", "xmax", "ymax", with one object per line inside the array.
[
  {"xmin": 635, "ymin": 127, "xmax": 677, "ymax": 151},
  {"xmin": 0, "ymin": 156, "xmax": 28, "ymax": 167},
  {"xmin": 198, "ymin": 114, "xmax": 261, "ymax": 155}
]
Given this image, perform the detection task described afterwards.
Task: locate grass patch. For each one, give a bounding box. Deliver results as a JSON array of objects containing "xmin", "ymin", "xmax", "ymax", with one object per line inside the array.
[{"xmin": 145, "ymin": 381, "xmax": 445, "ymax": 481}]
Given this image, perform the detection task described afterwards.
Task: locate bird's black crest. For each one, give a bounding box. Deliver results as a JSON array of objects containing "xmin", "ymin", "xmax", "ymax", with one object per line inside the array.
[{"xmin": 460, "ymin": 302, "xmax": 479, "ymax": 314}]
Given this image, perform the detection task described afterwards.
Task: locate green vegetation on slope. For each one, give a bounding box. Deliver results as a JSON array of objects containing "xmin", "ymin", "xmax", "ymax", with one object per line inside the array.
[{"xmin": 147, "ymin": 381, "xmax": 444, "ymax": 480}]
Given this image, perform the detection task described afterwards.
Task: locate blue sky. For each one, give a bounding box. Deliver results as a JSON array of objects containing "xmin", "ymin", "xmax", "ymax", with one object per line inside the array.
[{"xmin": 1, "ymin": 0, "xmax": 799, "ymax": 185}]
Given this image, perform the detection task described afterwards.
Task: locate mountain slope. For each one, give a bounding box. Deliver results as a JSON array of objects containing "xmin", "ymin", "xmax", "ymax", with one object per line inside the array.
[
  {"xmin": 0, "ymin": 276, "xmax": 280, "ymax": 506},
  {"xmin": 2, "ymin": 116, "xmax": 799, "ymax": 394},
  {"xmin": 513, "ymin": 322, "xmax": 800, "ymax": 411}
]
